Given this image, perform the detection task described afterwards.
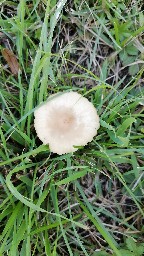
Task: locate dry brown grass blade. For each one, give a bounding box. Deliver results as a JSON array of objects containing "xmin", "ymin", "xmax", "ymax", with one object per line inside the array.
[{"xmin": 2, "ymin": 48, "xmax": 20, "ymax": 75}]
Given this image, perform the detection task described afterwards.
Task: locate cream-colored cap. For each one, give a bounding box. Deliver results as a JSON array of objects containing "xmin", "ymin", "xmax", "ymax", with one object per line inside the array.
[{"xmin": 34, "ymin": 92, "xmax": 100, "ymax": 155}]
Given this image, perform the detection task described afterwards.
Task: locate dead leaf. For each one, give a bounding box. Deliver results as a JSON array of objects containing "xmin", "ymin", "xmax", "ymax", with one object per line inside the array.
[{"xmin": 2, "ymin": 48, "xmax": 20, "ymax": 75}]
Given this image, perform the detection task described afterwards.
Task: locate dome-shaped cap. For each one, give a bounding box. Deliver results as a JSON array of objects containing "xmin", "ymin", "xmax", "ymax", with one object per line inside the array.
[{"xmin": 34, "ymin": 91, "xmax": 100, "ymax": 155}]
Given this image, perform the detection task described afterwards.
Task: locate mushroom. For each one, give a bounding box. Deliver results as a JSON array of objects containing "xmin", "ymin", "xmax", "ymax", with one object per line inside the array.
[{"xmin": 34, "ymin": 91, "xmax": 100, "ymax": 155}]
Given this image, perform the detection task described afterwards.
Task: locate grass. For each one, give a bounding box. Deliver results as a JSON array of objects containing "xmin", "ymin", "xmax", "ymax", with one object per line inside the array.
[{"xmin": 0, "ymin": 0, "xmax": 144, "ymax": 255}]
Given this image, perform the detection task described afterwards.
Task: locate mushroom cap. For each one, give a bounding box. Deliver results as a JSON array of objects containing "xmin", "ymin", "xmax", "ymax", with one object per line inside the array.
[{"xmin": 34, "ymin": 91, "xmax": 100, "ymax": 155}]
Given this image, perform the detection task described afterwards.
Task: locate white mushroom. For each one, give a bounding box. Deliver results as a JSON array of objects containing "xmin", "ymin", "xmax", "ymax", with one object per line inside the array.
[{"xmin": 34, "ymin": 91, "xmax": 100, "ymax": 155}]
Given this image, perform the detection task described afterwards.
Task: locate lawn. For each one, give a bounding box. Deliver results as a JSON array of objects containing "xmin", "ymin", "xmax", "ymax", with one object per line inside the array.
[{"xmin": 0, "ymin": 0, "xmax": 144, "ymax": 255}]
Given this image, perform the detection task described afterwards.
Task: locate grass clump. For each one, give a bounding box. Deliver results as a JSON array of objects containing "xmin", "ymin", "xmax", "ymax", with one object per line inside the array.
[{"xmin": 0, "ymin": 0, "xmax": 144, "ymax": 255}]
